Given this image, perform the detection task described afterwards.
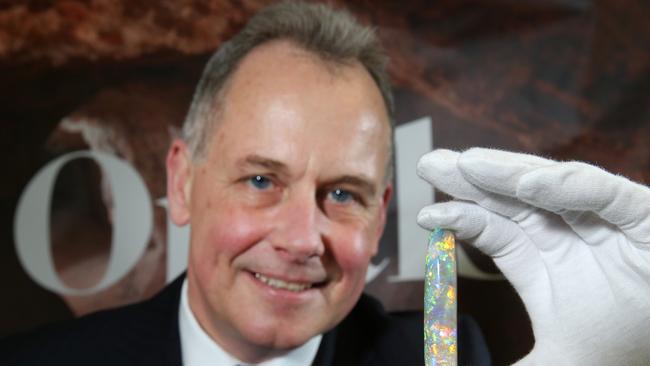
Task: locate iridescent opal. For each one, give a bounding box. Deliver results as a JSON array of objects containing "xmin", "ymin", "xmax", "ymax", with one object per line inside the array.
[{"xmin": 424, "ymin": 229, "xmax": 457, "ymax": 365}]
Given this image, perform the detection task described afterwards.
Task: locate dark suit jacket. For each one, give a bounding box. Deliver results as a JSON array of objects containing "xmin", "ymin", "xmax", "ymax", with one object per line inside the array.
[{"xmin": 1, "ymin": 276, "xmax": 490, "ymax": 365}]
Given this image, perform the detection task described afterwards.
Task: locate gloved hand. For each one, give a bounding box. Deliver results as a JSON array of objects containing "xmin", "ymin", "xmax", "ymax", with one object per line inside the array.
[{"xmin": 416, "ymin": 148, "xmax": 650, "ymax": 366}]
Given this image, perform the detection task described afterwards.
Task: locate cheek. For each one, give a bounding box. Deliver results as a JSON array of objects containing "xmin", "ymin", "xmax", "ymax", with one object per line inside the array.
[
  {"xmin": 328, "ymin": 224, "xmax": 377, "ymax": 274},
  {"xmin": 190, "ymin": 198, "xmax": 272, "ymax": 268}
]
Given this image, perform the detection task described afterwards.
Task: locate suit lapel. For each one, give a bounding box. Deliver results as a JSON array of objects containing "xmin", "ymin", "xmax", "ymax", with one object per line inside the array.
[{"xmin": 312, "ymin": 327, "xmax": 336, "ymax": 366}]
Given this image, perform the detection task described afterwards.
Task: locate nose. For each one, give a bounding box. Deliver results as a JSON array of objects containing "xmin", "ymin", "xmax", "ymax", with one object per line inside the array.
[{"xmin": 270, "ymin": 191, "xmax": 325, "ymax": 262}]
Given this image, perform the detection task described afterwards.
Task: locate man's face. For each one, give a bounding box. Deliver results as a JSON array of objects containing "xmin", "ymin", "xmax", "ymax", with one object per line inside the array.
[{"xmin": 167, "ymin": 41, "xmax": 392, "ymax": 361}]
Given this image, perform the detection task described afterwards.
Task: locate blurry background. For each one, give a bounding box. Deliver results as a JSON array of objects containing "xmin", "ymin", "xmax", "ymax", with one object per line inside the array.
[{"xmin": 1, "ymin": 0, "xmax": 648, "ymax": 364}]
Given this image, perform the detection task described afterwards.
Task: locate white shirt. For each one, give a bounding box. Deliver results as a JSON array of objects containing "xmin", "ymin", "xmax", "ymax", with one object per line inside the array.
[{"xmin": 178, "ymin": 279, "xmax": 322, "ymax": 366}]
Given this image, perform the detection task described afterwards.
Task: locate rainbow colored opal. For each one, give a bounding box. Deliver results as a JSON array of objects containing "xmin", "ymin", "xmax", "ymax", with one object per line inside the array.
[{"xmin": 424, "ymin": 228, "xmax": 457, "ymax": 365}]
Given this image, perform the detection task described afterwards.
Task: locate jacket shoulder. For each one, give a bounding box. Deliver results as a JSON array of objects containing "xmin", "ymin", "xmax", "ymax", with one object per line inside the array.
[
  {"xmin": 321, "ymin": 293, "xmax": 424, "ymax": 366},
  {"xmin": 0, "ymin": 277, "xmax": 184, "ymax": 366}
]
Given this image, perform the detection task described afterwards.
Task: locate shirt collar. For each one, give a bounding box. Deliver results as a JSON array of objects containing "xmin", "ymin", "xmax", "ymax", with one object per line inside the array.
[{"xmin": 178, "ymin": 279, "xmax": 322, "ymax": 366}]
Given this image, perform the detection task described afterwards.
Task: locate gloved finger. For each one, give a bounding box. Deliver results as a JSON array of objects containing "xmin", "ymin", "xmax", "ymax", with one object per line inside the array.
[
  {"xmin": 456, "ymin": 147, "xmax": 554, "ymax": 197},
  {"xmin": 515, "ymin": 162, "xmax": 650, "ymax": 245},
  {"xmin": 417, "ymin": 149, "xmax": 532, "ymax": 219},
  {"xmin": 417, "ymin": 201, "xmax": 545, "ymax": 296},
  {"xmin": 457, "ymin": 148, "xmax": 650, "ymax": 244},
  {"xmin": 416, "ymin": 201, "xmax": 527, "ymax": 256}
]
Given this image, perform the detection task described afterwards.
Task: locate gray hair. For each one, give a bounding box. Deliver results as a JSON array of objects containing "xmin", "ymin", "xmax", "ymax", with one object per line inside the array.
[{"xmin": 182, "ymin": 0, "xmax": 394, "ymax": 179}]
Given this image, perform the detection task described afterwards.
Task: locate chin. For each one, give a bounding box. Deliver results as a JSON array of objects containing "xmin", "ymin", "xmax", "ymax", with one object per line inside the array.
[{"xmin": 237, "ymin": 317, "xmax": 322, "ymax": 350}]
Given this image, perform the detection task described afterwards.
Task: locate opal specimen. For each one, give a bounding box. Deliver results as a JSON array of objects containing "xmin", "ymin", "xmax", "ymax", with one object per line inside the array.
[{"xmin": 424, "ymin": 228, "xmax": 457, "ymax": 365}]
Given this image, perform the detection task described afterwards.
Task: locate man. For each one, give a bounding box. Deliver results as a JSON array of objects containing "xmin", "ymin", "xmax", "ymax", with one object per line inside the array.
[{"xmin": 164, "ymin": 1, "xmax": 404, "ymax": 363}]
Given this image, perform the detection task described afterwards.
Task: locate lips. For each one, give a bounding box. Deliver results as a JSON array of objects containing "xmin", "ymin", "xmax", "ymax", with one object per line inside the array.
[{"xmin": 253, "ymin": 272, "xmax": 319, "ymax": 292}]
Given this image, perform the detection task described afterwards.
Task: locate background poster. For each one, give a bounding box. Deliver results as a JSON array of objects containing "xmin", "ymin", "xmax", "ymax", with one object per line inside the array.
[{"xmin": 1, "ymin": 1, "xmax": 648, "ymax": 364}]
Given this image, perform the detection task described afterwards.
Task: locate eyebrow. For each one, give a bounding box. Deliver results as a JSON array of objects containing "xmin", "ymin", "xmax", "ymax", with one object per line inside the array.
[{"xmin": 239, "ymin": 154, "xmax": 290, "ymax": 175}]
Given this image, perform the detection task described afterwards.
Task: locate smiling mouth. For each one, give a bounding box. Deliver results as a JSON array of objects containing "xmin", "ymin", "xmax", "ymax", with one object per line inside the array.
[{"xmin": 253, "ymin": 272, "xmax": 319, "ymax": 292}]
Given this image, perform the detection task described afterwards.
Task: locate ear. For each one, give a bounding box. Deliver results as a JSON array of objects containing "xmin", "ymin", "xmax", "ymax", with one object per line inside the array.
[
  {"xmin": 377, "ymin": 183, "xmax": 393, "ymax": 235},
  {"xmin": 370, "ymin": 183, "xmax": 393, "ymax": 255},
  {"xmin": 166, "ymin": 139, "xmax": 193, "ymax": 226}
]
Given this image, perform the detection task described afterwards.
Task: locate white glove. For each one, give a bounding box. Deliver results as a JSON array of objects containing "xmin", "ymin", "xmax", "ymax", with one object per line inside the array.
[{"xmin": 417, "ymin": 148, "xmax": 650, "ymax": 366}]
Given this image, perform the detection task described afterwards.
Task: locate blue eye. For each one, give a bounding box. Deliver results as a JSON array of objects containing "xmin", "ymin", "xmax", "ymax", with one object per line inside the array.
[
  {"xmin": 329, "ymin": 188, "xmax": 352, "ymax": 203},
  {"xmin": 249, "ymin": 175, "xmax": 272, "ymax": 190}
]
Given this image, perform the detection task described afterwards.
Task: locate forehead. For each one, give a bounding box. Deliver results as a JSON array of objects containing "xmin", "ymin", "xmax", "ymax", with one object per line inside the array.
[
  {"xmin": 221, "ymin": 40, "xmax": 388, "ymax": 118},
  {"xmin": 207, "ymin": 41, "xmax": 391, "ymax": 180}
]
